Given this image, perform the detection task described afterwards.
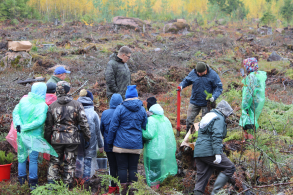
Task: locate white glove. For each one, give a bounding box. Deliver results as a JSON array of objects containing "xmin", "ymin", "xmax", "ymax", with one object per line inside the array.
[
  {"xmin": 213, "ymin": 155, "xmax": 222, "ymax": 164},
  {"xmin": 209, "ymin": 97, "xmax": 214, "ymax": 102}
]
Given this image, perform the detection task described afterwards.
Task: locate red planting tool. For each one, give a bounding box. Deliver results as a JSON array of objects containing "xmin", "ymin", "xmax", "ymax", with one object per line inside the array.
[{"xmin": 176, "ymin": 86, "xmax": 181, "ymax": 137}]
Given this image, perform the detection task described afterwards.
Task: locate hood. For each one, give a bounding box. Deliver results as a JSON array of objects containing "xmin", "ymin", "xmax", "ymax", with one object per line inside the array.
[
  {"xmin": 149, "ymin": 104, "xmax": 164, "ymax": 115},
  {"xmin": 110, "ymin": 94, "xmax": 123, "ymax": 109},
  {"xmin": 57, "ymin": 95, "xmax": 73, "ymax": 105},
  {"xmin": 31, "ymin": 82, "xmax": 47, "ymax": 99},
  {"xmin": 77, "ymin": 96, "xmax": 94, "ymax": 107},
  {"xmin": 45, "ymin": 94, "xmax": 57, "ymax": 105},
  {"xmin": 109, "ymin": 53, "xmax": 123, "ymax": 63},
  {"xmin": 121, "ymin": 99, "xmax": 143, "ymax": 112},
  {"xmin": 215, "ymin": 100, "xmax": 233, "ymax": 117}
]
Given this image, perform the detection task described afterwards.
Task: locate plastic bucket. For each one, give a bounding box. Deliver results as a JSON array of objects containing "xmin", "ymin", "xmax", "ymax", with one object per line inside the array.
[
  {"xmin": 97, "ymin": 158, "xmax": 107, "ymax": 169},
  {"xmin": 0, "ymin": 163, "xmax": 12, "ymax": 182}
]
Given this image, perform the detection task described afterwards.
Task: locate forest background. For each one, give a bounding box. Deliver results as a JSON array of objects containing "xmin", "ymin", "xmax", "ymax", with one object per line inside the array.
[{"xmin": 1, "ymin": 0, "xmax": 293, "ymax": 26}]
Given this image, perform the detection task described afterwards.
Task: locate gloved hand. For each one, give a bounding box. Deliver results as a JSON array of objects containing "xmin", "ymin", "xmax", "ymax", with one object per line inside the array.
[
  {"xmin": 213, "ymin": 155, "xmax": 222, "ymax": 164},
  {"xmin": 16, "ymin": 125, "xmax": 21, "ymax": 133},
  {"xmin": 176, "ymin": 86, "xmax": 182, "ymax": 91},
  {"xmin": 85, "ymin": 141, "xmax": 90, "ymax": 149},
  {"xmin": 209, "ymin": 97, "xmax": 214, "ymax": 102}
]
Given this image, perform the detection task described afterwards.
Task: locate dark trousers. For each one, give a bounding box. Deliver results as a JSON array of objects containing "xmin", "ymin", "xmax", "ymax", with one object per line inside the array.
[
  {"xmin": 186, "ymin": 103, "xmax": 208, "ymax": 131},
  {"xmin": 115, "ymin": 153, "xmax": 140, "ymax": 183},
  {"xmin": 194, "ymin": 154, "xmax": 235, "ymax": 193},
  {"xmin": 47, "ymin": 144, "xmax": 78, "ymax": 184},
  {"xmin": 107, "ymin": 152, "xmax": 118, "ymax": 187}
]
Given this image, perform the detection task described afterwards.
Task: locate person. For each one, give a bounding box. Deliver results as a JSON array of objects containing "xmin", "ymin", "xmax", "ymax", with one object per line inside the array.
[
  {"xmin": 239, "ymin": 57, "xmax": 267, "ymax": 140},
  {"xmin": 146, "ymin": 97, "xmax": 157, "ymax": 117},
  {"xmin": 45, "ymin": 81, "xmax": 91, "ymax": 188},
  {"xmin": 100, "ymin": 93, "xmax": 123, "ymax": 195},
  {"xmin": 45, "ymin": 82, "xmax": 57, "ymax": 105},
  {"xmin": 178, "ymin": 62, "xmax": 223, "ymax": 132},
  {"xmin": 47, "ymin": 66, "xmax": 70, "ymax": 84},
  {"xmin": 193, "ymin": 100, "xmax": 236, "ymax": 195},
  {"xmin": 13, "ymin": 82, "xmax": 58, "ymax": 189},
  {"xmin": 107, "ymin": 85, "xmax": 148, "ymax": 193},
  {"xmin": 143, "ymin": 97, "xmax": 178, "ymax": 189},
  {"xmin": 105, "ymin": 46, "xmax": 132, "ymax": 100},
  {"xmin": 77, "ymin": 89, "xmax": 104, "ymax": 180}
]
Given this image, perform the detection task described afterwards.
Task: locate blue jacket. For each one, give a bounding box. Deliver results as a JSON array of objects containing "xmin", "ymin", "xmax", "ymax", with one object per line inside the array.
[
  {"xmin": 100, "ymin": 94, "xmax": 123, "ymax": 152},
  {"xmin": 107, "ymin": 99, "xmax": 148, "ymax": 150},
  {"xmin": 179, "ymin": 67, "xmax": 223, "ymax": 107}
]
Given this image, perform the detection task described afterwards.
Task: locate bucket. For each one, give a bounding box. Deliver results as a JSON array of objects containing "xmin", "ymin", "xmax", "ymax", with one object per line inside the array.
[
  {"xmin": 97, "ymin": 158, "xmax": 107, "ymax": 169},
  {"xmin": 0, "ymin": 163, "xmax": 12, "ymax": 182}
]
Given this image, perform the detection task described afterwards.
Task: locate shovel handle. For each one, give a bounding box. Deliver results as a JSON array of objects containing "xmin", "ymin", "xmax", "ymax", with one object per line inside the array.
[{"xmin": 176, "ymin": 86, "xmax": 181, "ymax": 137}]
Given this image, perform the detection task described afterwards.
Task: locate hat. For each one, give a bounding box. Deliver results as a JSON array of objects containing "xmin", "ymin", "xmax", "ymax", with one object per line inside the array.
[
  {"xmin": 216, "ymin": 100, "xmax": 234, "ymax": 117},
  {"xmin": 125, "ymin": 85, "xmax": 138, "ymax": 99},
  {"xmin": 46, "ymin": 82, "xmax": 56, "ymax": 94},
  {"xmin": 147, "ymin": 97, "xmax": 157, "ymax": 111},
  {"xmin": 243, "ymin": 57, "xmax": 258, "ymax": 73},
  {"xmin": 196, "ymin": 62, "xmax": 207, "ymax": 73},
  {"xmin": 79, "ymin": 89, "xmax": 94, "ymax": 101},
  {"xmin": 56, "ymin": 81, "xmax": 71, "ymax": 96},
  {"xmin": 54, "ymin": 66, "xmax": 71, "ymax": 75}
]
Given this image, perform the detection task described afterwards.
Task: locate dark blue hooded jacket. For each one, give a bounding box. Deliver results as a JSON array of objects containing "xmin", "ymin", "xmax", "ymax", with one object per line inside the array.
[
  {"xmin": 107, "ymin": 99, "xmax": 148, "ymax": 150},
  {"xmin": 179, "ymin": 67, "xmax": 223, "ymax": 107},
  {"xmin": 101, "ymin": 94, "xmax": 123, "ymax": 152}
]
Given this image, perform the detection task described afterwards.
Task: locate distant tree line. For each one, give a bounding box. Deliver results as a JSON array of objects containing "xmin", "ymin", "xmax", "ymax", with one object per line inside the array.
[{"xmin": 0, "ymin": 0, "xmax": 292, "ymax": 26}]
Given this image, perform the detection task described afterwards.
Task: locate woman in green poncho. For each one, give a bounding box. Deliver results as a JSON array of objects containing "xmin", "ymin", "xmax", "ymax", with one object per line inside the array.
[
  {"xmin": 13, "ymin": 82, "xmax": 58, "ymax": 189},
  {"xmin": 143, "ymin": 97, "xmax": 178, "ymax": 189},
  {"xmin": 239, "ymin": 57, "xmax": 267, "ymax": 140}
]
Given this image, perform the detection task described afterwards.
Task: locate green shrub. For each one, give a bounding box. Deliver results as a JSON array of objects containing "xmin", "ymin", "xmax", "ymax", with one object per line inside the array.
[
  {"xmin": 31, "ymin": 180, "xmax": 91, "ymax": 195},
  {"xmin": 224, "ymin": 131, "xmax": 243, "ymax": 142},
  {"xmin": 0, "ymin": 151, "xmax": 16, "ymax": 165},
  {"xmin": 0, "ymin": 181, "xmax": 30, "ymax": 195},
  {"xmin": 11, "ymin": 19, "xmax": 19, "ymax": 25}
]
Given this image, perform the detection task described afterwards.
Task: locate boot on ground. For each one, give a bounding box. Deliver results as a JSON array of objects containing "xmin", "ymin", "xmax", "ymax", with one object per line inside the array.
[
  {"xmin": 18, "ymin": 176, "xmax": 27, "ymax": 186},
  {"xmin": 211, "ymin": 172, "xmax": 229, "ymax": 195},
  {"xmin": 120, "ymin": 183, "xmax": 129, "ymax": 195},
  {"xmin": 28, "ymin": 178, "xmax": 38, "ymax": 190},
  {"xmin": 193, "ymin": 190, "xmax": 204, "ymax": 195}
]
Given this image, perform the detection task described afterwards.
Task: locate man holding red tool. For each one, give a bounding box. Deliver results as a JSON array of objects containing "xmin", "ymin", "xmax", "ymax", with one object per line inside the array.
[{"xmin": 177, "ymin": 62, "xmax": 223, "ymax": 134}]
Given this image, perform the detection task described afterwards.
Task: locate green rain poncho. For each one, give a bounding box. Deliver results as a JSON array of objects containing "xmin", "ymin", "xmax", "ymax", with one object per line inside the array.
[
  {"xmin": 13, "ymin": 82, "xmax": 58, "ymax": 163},
  {"xmin": 142, "ymin": 104, "xmax": 178, "ymax": 186},
  {"xmin": 239, "ymin": 71, "xmax": 267, "ymax": 130}
]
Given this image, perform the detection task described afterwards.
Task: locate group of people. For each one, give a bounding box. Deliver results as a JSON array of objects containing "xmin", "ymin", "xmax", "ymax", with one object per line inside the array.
[{"xmin": 11, "ymin": 43, "xmax": 266, "ymax": 195}]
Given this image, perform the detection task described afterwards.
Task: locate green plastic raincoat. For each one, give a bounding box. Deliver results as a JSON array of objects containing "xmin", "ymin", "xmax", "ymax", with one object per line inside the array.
[
  {"xmin": 13, "ymin": 82, "xmax": 58, "ymax": 163},
  {"xmin": 142, "ymin": 104, "xmax": 178, "ymax": 186},
  {"xmin": 239, "ymin": 71, "xmax": 267, "ymax": 130}
]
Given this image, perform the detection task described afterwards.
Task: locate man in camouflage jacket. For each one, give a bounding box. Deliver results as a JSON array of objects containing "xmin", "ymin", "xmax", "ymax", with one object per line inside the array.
[
  {"xmin": 45, "ymin": 81, "xmax": 91, "ymax": 187},
  {"xmin": 105, "ymin": 46, "xmax": 132, "ymax": 100}
]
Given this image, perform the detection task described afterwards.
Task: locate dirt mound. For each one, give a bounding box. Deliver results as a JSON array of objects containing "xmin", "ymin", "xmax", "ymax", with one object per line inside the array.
[
  {"xmin": 166, "ymin": 66, "xmax": 190, "ymax": 82},
  {"xmin": 32, "ymin": 59, "xmax": 56, "ymax": 73},
  {"xmin": 0, "ymin": 51, "xmax": 32, "ymax": 72},
  {"xmin": 131, "ymin": 70, "xmax": 172, "ymax": 95}
]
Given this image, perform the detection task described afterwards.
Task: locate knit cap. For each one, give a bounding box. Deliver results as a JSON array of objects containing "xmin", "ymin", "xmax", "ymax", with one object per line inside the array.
[
  {"xmin": 125, "ymin": 85, "xmax": 138, "ymax": 99},
  {"xmin": 79, "ymin": 89, "xmax": 94, "ymax": 101},
  {"xmin": 196, "ymin": 62, "xmax": 207, "ymax": 73},
  {"xmin": 46, "ymin": 82, "xmax": 56, "ymax": 94},
  {"xmin": 147, "ymin": 97, "xmax": 157, "ymax": 111}
]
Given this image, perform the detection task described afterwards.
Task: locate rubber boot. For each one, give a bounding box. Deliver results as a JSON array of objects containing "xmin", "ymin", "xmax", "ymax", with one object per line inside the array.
[
  {"xmin": 102, "ymin": 186, "xmax": 117, "ymax": 195},
  {"xmin": 18, "ymin": 176, "xmax": 27, "ymax": 186},
  {"xmin": 211, "ymin": 173, "xmax": 229, "ymax": 195},
  {"xmin": 28, "ymin": 178, "xmax": 38, "ymax": 190},
  {"xmin": 193, "ymin": 190, "xmax": 204, "ymax": 195}
]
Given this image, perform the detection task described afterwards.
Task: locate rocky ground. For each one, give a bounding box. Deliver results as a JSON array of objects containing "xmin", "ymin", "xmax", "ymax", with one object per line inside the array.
[{"xmin": 1, "ymin": 19, "xmax": 293, "ymax": 194}]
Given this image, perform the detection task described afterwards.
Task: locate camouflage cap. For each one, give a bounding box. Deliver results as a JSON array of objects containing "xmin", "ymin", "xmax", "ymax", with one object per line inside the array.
[
  {"xmin": 215, "ymin": 100, "xmax": 234, "ymax": 117},
  {"xmin": 56, "ymin": 81, "xmax": 71, "ymax": 97}
]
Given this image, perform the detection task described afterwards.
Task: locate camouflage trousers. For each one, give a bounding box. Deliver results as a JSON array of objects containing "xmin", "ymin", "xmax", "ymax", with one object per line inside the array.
[
  {"xmin": 186, "ymin": 103, "xmax": 208, "ymax": 131},
  {"xmin": 47, "ymin": 144, "xmax": 78, "ymax": 184}
]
